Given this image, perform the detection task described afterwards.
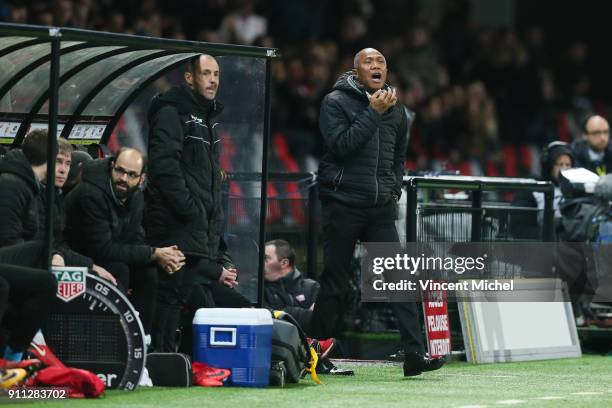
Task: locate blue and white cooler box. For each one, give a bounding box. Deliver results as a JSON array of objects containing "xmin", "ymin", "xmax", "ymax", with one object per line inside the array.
[{"xmin": 193, "ymin": 308, "xmax": 273, "ymax": 387}]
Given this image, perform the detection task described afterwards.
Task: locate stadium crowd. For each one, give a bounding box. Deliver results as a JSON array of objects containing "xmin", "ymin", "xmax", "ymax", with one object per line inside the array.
[{"xmin": 2, "ymin": 0, "xmax": 610, "ymax": 178}]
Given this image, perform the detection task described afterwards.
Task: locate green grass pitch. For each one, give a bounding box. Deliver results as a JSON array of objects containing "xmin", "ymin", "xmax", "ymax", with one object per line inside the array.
[{"xmin": 5, "ymin": 355, "xmax": 612, "ymax": 407}]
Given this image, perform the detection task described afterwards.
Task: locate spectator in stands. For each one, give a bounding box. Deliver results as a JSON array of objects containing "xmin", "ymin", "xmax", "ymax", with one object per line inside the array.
[
  {"xmin": 146, "ymin": 55, "xmax": 247, "ymax": 352},
  {"xmin": 571, "ymin": 114, "xmax": 611, "ymax": 176},
  {"xmin": 264, "ymin": 239, "xmax": 319, "ymax": 331},
  {"xmin": 511, "ymin": 141, "xmax": 574, "ymax": 240},
  {"xmin": 4, "ymin": 1, "xmax": 28, "ymax": 23},
  {"xmin": 310, "ymin": 48, "xmax": 444, "ymax": 377},
  {"xmin": 0, "ymin": 130, "xmax": 63, "ymax": 267},
  {"xmin": 218, "ymin": 0, "xmax": 267, "ymax": 45},
  {"xmin": 38, "ymin": 139, "xmax": 116, "ymax": 285},
  {"xmin": 52, "ymin": 0, "xmax": 74, "ymax": 27},
  {"xmin": 64, "ymin": 147, "xmax": 185, "ymax": 344}
]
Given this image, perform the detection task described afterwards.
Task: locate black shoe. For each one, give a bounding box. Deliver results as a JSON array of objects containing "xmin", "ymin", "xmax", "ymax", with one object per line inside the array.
[
  {"xmin": 389, "ymin": 349, "xmax": 405, "ymax": 362},
  {"xmin": 317, "ymin": 357, "xmax": 354, "ymax": 376},
  {"xmin": 403, "ymin": 352, "xmax": 445, "ymax": 377}
]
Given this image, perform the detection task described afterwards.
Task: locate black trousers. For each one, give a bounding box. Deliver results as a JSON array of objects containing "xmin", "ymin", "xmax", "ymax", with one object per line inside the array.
[
  {"xmin": 154, "ymin": 255, "xmax": 252, "ymax": 352},
  {"xmin": 101, "ymin": 261, "xmax": 158, "ymax": 335},
  {"xmin": 310, "ymin": 200, "xmax": 425, "ymax": 354},
  {"xmin": 177, "ymin": 280, "xmax": 252, "ymax": 355},
  {"xmin": 0, "ymin": 241, "xmax": 57, "ymax": 352},
  {"xmin": 0, "ymin": 276, "xmax": 8, "ymax": 328},
  {"xmin": 153, "ymin": 257, "xmax": 200, "ymax": 352}
]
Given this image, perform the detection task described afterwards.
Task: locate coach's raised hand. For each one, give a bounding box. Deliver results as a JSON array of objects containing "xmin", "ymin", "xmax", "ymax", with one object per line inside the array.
[{"xmin": 370, "ymin": 87, "xmax": 397, "ymax": 114}]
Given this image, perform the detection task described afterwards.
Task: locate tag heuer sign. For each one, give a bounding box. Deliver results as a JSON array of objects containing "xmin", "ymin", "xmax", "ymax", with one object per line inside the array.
[{"xmin": 52, "ymin": 266, "xmax": 88, "ymax": 302}]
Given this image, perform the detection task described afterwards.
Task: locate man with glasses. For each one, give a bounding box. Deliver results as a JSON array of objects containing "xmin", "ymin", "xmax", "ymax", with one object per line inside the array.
[
  {"xmin": 572, "ymin": 114, "xmax": 611, "ymax": 175},
  {"xmin": 64, "ymin": 147, "xmax": 185, "ymax": 345}
]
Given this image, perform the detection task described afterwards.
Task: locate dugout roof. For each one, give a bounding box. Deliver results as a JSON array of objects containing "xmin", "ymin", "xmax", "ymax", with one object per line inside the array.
[{"xmin": 0, "ymin": 23, "xmax": 278, "ymax": 145}]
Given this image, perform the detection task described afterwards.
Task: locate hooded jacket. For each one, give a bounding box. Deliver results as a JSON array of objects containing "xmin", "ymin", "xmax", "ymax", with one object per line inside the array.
[
  {"xmin": 37, "ymin": 185, "xmax": 94, "ymax": 268},
  {"xmin": 64, "ymin": 158, "xmax": 152, "ymax": 266},
  {"xmin": 0, "ymin": 150, "xmax": 41, "ymax": 247},
  {"xmin": 145, "ymin": 85, "xmax": 226, "ymax": 281},
  {"xmin": 317, "ymin": 72, "xmax": 414, "ymax": 208},
  {"xmin": 510, "ymin": 143, "xmax": 575, "ymax": 241}
]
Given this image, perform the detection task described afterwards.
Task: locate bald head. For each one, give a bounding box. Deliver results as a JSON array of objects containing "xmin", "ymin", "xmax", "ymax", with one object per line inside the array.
[
  {"xmin": 583, "ymin": 115, "xmax": 610, "ymax": 153},
  {"xmin": 111, "ymin": 147, "xmax": 146, "ymax": 200},
  {"xmin": 185, "ymin": 54, "xmax": 220, "ymax": 100},
  {"xmin": 115, "ymin": 148, "xmax": 145, "ymax": 173},
  {"xmin": 352, "ymin": 48, "xmax": 388, "ymax": 92},
  {"xmin": 353, "ymin": 48, "xmax": 385, "ymax": 68}
]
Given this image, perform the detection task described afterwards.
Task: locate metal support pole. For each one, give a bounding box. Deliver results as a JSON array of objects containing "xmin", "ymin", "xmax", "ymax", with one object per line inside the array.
[
  {"xmin": 406, "ymin": 181, "xmax": 418, "ymax": 242},
  {"xmin": 471, "ymin": 189, "xmax": 483, "ymax": 242},
  {"xmin": 306, "ymin": 179, "xmax": 318, "ymax": 279},
  {"xmin": 44, "ymin": 29, "xmax": 61, "ymax": 269},
  {"xmin": 256, "ymin": 58, "xmax": 272, "ymax": 307},
  {"xmin": 542, "ymin": 188, "xmax": 554, "ymax": 241}
]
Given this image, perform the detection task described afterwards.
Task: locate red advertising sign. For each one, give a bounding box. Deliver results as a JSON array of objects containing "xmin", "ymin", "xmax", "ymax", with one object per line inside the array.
[{"xmin": 423, "ymin": 288, "xmax": 451, "ymax": 358}]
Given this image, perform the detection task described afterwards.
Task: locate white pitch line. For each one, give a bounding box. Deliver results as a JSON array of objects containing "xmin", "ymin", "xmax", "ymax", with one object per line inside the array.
[
  {"xmin": 535, "ymin": 396, "xmax": 563, "ymax": 400},
  {"xmin": 570, "ymin": 391, "xmax": 604, "ymax": 396},
  {"xmin": 496, "ymin": 400, "xmax": 526, "ymax": 405},
  {"xmin": 457, "ymin": 405, "xmax": 489, "ymax": 408},
  {"xmin": 442, "ymin": 374, "xmax": 515, "ymax": 378}
]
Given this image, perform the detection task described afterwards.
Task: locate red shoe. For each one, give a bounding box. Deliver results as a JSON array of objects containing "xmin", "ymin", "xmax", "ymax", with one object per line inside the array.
[
  {"xmin": 27, "ymin": 342, "xmax": 65, "ymax": 368},
  {"xmin": 192, "ymin": 362, "xmax": 231, "ymax": 387},
  {"xmin": 307, "ymin": 338, "xmax": 336, "ymax": 359}
]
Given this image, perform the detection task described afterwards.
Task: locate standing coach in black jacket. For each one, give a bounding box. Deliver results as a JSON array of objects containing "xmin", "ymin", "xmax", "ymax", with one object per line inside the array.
[
  {"xmin": 64, "ymin": 148, "xmax": 185, "ymax": 341},
  {"xmin": 146, "ymin": 55, "xmax": 246, "ymax": 352},
  {"xmin": 310, "ymin": 48, "xmax": 444, "ymax": 376}
]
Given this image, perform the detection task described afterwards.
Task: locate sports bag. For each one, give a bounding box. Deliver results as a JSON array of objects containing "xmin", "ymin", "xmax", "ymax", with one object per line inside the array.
[
  {"xmin": 270, "ymin": 311, "xmax": 320, "ymax": 385},
  {"xmin": 146, "ymin": 353, "xmax": 192, "ymax": 387}
]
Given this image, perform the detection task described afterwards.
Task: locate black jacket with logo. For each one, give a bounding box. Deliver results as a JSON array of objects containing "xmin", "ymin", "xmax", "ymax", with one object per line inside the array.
[
  {"xmin": 317, "ymin": 72, "xmax": 413, "ymax": 208},
  {"xmin": 264, "ymin": 267, "xmax": 320, "ymax": 330},
  {"xmin": 145, "ymin": 85, "xmax": 225, "ymax": 281},
  {"xmin": 64, "ymin": 158, "xmax": 152, "ymax": 266},
  {"xmin": 0, "ymin": 150, "xmax": 41, "ymax": 247}
]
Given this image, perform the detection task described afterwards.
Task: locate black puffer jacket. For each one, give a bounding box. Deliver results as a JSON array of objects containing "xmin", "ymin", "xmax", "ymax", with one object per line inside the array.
[
  {"xmin": 64, "ymin": 158, "xmax": 152, "ymax": 266},
  {"xmin": 145, "ymin": 85, "xmax": 224, "ymax": 278},
  {"xmin": 0, "ymin": 150, "xmax": 41, "ymax": 247},
  {"xmin": 264, "ymin": 267, "xmax": 319, "ymax": 330},
  {"xmin": 318, "ymin": 72, "xmax": 413, "ymax": 207},
  {"xmin": 38, "ymin": 185, "xmax": 94, "ymax": 268},
  {"xmin": 571, "ymin": 139, "xmax": 612, "ymax": 176}
]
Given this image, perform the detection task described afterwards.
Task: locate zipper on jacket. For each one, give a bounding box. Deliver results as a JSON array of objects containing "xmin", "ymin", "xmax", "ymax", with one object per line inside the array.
[
  {"xmin": 374, "ymin": 129, "xmax": 380, "ymax": 206},
  {"xmin": 205, "ymin": 118, "xmax": 216, "ymax": 205},
  {"xmin": 333, "ymin": 168, "xmax": 344, "ymax": 191}
]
